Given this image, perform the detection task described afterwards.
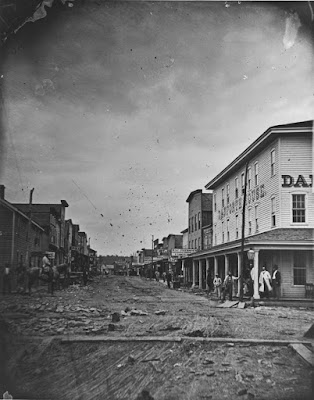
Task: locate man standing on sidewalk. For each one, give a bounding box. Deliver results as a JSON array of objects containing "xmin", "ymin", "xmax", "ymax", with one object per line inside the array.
[
  {"xmin": 272, "ymin": 265, "xmax": 281, "ymax": 299},
  {"xmin": 213, "ymin": 274, "xmax": 222, "ymax": 300},
  {"xmin": 223, "ymin": 271, "xmax": 240, "ymax": 301}
]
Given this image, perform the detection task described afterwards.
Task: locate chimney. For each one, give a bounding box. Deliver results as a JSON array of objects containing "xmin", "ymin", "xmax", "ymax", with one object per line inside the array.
[{"xmin": 0, "ymin": 185, "xmax": 5, "ymax": 200}]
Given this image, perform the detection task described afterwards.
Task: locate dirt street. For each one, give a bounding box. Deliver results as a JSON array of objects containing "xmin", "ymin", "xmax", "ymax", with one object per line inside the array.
[{"xmin": 0, "ymin": 275, "xmax": 313, "ymax": 400}]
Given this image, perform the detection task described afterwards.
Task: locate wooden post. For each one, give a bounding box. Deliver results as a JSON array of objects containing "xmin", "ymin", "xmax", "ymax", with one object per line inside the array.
[
  {"xmin": 151, "ymin": 235, "xmax": 154, "ymax": 280},
  {"xmin": 25, "ymin": 188, "xmax": 34, "ymax": 267},
  {"xmin": 240, "ymin": 163, "xmax": 248, "ymax": 301}
]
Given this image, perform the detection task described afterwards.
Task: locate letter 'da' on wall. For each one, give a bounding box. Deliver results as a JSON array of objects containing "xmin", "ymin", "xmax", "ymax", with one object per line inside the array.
[{"xmin": 281, "ymin": 175, "xmax": 312, "ymax": 188}]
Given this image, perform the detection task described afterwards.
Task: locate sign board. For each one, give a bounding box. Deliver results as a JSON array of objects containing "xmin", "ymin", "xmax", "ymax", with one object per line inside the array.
[{"xmin": 171, "ymin": 248, "xmax": 195, "ymax": 258}]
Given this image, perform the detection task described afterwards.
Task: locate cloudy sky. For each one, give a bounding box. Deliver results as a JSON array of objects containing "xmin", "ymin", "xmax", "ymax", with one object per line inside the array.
[{"xmin": 1, "ymin": 0, "xmax": 313, "ymax": 255}]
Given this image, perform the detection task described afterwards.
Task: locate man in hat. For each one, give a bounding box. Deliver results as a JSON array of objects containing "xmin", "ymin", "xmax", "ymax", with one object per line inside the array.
[
  {"xmin": 272, "ymin": 265, "xmax": 281, "ymax": 299},
  {"xmin": 213, "ymin": 274, "xmax": 222, "ymax": 299},
  {"xmin": 223, "ymin": 271, "xmax": 240, "ymax": 301}
]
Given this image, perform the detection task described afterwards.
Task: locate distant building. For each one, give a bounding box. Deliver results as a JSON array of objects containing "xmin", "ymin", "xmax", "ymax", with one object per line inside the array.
[
  {"xmin": 186, "ymin": 189, "xmax": 213, "ymax": 252},
  {"xmin": 181, "ymin": 228, "xmax": 188, "ymax": 249},
  {"xmin": 13, "ymin": 199, "xmax": 69, "ymax": 265}
]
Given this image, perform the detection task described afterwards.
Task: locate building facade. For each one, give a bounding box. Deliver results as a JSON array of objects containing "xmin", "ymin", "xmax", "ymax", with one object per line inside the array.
[
  {"xmin": 185, "ymin": 120, "xmax": 313, "ymax": 298},
  {"xmin": 13, "ymin": 200, "xmax": 69, "ymax": 265},
  {"xmin": 0, "ymin": 186, "xmax": 47, "ymax": 290},
  {"xmin": 187, "ymin": 190, "xmax": 213, "ymax": 251}
]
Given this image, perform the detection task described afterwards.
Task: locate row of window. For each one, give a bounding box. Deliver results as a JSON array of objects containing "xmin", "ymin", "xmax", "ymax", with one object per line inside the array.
[
  {"xmin": 188, "ymin": 237, "xmax": 201, "ymax": 250},
  {"xmin": 214, "ymin": 149, "xmax": 276, "ymax": 211},
  {"xmin": 214, "ymin": 194, "xmax": 306, "ymax": 245},
  {"xmin": 189, "ymin": 212, "xmax": 201, "ymax": 233}
]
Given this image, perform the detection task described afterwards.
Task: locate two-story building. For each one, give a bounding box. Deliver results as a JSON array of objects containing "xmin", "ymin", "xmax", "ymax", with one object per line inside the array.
[
  {"xmin": 0, "ymin": 185, "xmax": 47, "ymax": 290},
  {"xmin": 187, "ymin": 120, "xmax": 313, "ymax": 298},
  {"xmin": 13, "ymin": 199, "xmax": 69, "ymax": 266}
]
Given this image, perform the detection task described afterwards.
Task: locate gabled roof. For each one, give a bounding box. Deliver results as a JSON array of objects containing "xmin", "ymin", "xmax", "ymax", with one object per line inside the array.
[
  {"xmin": 13, "ymin": 201, "xmax": 68, "ymax": 217},
  {"xmin": 0, "ymin": 199, "xmax": 45, "ymax": 231},
  {"xmin": 205, "ymin": 120, "xmax": 313, "ymax": 190}
]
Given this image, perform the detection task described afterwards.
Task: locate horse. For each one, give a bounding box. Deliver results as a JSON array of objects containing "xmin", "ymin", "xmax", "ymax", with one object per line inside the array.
[
  {"xmin": 53, "ymin": 263, "xmax": 70, "ymax": 290},
  {"xmin": 26, "ymin": 263, "xmax": 70, "ymax": 294}
]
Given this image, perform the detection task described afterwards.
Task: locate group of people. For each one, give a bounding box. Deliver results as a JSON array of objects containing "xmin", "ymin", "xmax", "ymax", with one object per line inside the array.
[
  {"xmin": 208, "ymin": 265, "xmax": 281, "ymax": 301},
  {"xmin": 210, "ymin": 271, "xmax": 240, "ymax": 302},
  {"xmin": 259, "ymin": 265, "xmax": 281, "ymax": 299}
]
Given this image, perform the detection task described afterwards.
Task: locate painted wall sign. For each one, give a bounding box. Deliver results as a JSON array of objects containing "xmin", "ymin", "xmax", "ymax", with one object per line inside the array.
[
  {"xmin": 281, "ymin": 175, "xmax": 313, "ymax": 187},
  {"xmin": 217, "ymin": 183, "xmax": 266, "ymax": 220}
]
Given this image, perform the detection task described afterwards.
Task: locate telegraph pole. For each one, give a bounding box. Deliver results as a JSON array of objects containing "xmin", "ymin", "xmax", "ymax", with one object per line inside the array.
[
  {"xmin": 151, "ymin": 235, "xmax": 154, "ymax": 280},
  {"xmin": 240, "ymin": 163, "xmax": 249, "ymax": 301},
  {"xmin": 25, "ymin": 188, "xmax": 34, "ymax": 268}
]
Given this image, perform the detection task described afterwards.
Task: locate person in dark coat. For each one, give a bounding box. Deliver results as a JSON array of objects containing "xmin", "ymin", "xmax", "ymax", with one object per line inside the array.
[
  {"xmin": 206, "ymin": 270, "xmax": 212, "ymax": 296},
  {"xmin": 272, "ymin": 265, "xmax": 281, "ymax": 299},
  {"xmin": 222, "ymin": 271, "xmax": 239, "ymax": 301},
  {"xmin": 166, "ymin": 271, "xmax": 172, "ymax": 288},
  {"xmin": 83, "ymin": 268, "xmax": 88, "ymax": 286}
]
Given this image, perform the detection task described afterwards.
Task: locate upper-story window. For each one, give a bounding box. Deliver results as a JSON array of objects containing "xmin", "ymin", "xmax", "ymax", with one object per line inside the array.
[
  {"xmin": 235, "ymin": 214, "xmax": 239, "ymax": 239},
  {"xmin": 214, "ymin": 192, "xmax": 217, "ymax": 212},
  {"xmin": 292, "ymin": 194, "xmax": 306, "ymax": 223},
  {"xmin": 222, "ymin": 188, "xmax": 225, "ymax": 207},
  {"xmin": 235, "ymin": 177, "xmax": 239, "ymax": 199},
  {"xmin": 247, "ymin": 167, "xmax": 252, "ymax": 190},
  {"xmin": 198, "ymin": 212, "xmax": 201, "ymax": 229},
  {"xmin": 254, "ymin": 162, "xmax": 258, "ymax": 186},
  {"xmin": 248, "ymin": 207, "xmax": 252, "ymax": 235},
  {"xmin": 271, "ymin": 197, "xmax": 276, "ymax": 227},
  {"xmin": 222, "ymin": 221, "xmax": 224, "ymax": 243},
  {"xmin": 198, "ymin": 237, "xmax": 200, "ymax": 249},
  {"xmin": 227, "ymin": 219, "xmax": 230, "ymax": 241},
  {"xmin": 191, "ymin": 217, "xmax": 193, "ymax": 233},
  {"xmin": 271, "ymin": 149, "xmax": 276, "ymax": 176},
  {"xmin": 255, "ymin": 204, "xmax": 259, "ymax": 232},
  {"xmin": 226, "ymin": 184, "xmax": 230, "ymax": 205},
  {"xmin": 241, "ymin": 172, "xmax": 245, "ymax": 191},
  {"xmin": 194, "ymin": 215, "xmax": 197, "ymax": 231}
]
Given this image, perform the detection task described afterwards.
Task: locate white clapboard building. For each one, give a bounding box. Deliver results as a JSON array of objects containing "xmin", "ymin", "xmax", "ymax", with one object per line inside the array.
[{"xmin": 185, "ymin": 120, "xmax": 313, "ymax": 299}]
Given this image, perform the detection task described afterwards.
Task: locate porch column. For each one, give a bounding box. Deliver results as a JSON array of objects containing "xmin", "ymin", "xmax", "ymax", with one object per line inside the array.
[
  {"xmin": 192, "ymin": 260, "xmax": 197, "ymax": 288},
  {"xmin": 214, "ymin": 256, "xmax": 218, "ymax": 276},
  {"xmin": 182, "ymin": 259, "xmax": 185, "ymax": 284},
  {"xmin": 224, "ymin": 254, "xmax": 229, "ymax": 278},
  {"xmin": 199, "ymin": 260, "xmax": 202, "ymax": 289},
  {"xmin": 237, "ymin": 252, "xmax": 241, "ymax": 296},
  {"xmin": 253, "ymin": 250, "xmax": 260, "ymax": 299},
  {"xmin": 205, "ymin": 258, "xmax": 210, "ymax": 290}
]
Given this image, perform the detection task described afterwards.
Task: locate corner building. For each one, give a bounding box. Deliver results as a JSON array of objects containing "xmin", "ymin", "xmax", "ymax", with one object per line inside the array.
[{"xmin": 189, "ymin": 121, "xmax": 313, "ymax": 299}]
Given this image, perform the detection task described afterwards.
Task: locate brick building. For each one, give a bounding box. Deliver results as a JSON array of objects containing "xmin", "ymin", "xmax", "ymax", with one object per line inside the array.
[{"xmin": 186, "ymin": 190, "xmax": 213, "ymax": 251}]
